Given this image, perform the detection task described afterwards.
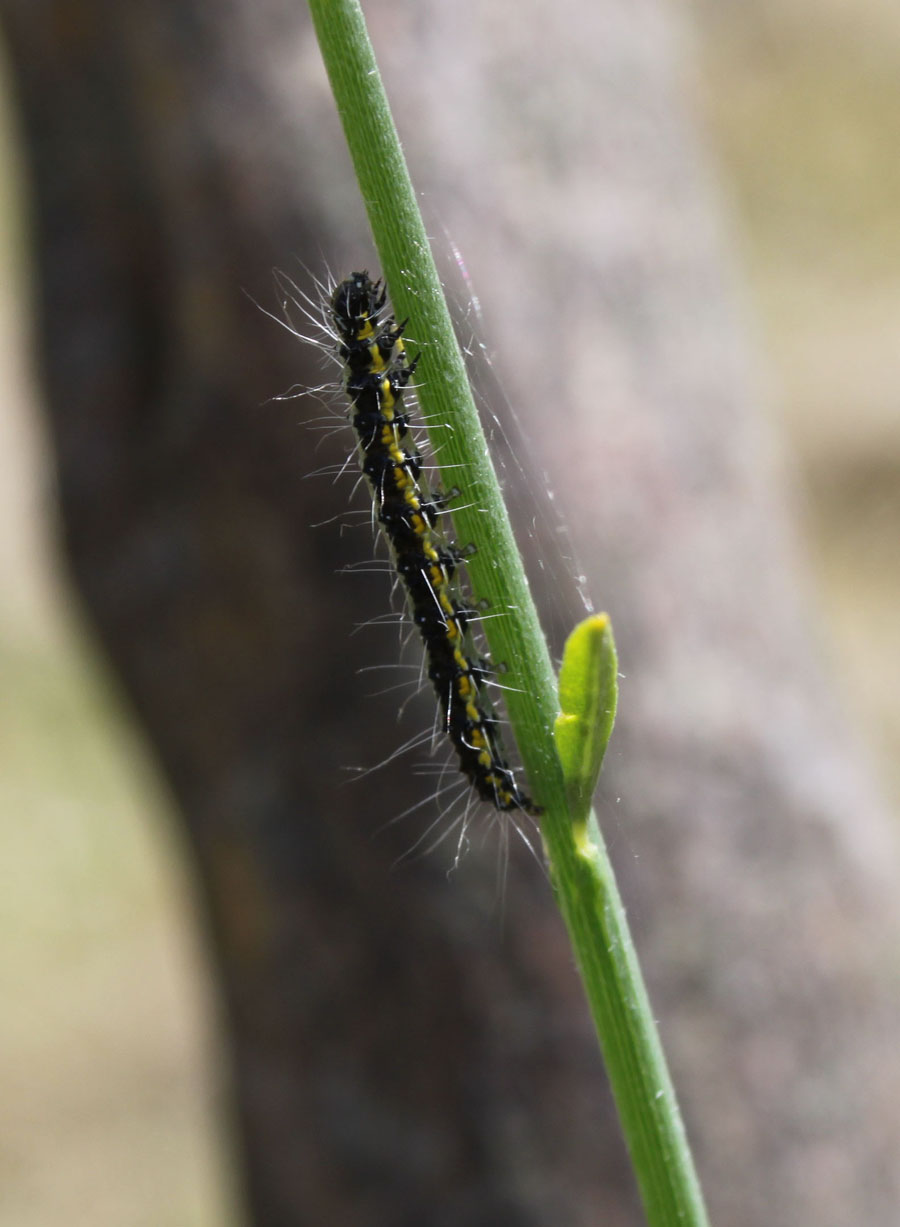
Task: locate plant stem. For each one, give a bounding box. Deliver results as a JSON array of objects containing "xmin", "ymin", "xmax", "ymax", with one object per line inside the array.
[{"xmin": 306, "ymin": 3, "xmax": 710, "ymax": 1224}]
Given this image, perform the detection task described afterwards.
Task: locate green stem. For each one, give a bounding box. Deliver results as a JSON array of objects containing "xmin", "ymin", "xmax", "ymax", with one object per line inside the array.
[{"xmin": 306, "ymin": 3, "xmax": 710, "ymax": 1224}]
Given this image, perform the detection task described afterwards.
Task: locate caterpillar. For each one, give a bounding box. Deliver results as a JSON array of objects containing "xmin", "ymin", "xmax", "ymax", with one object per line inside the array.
[{"xmin": 331, "ymin": 271, "xmax": 538, "ymax": 816}]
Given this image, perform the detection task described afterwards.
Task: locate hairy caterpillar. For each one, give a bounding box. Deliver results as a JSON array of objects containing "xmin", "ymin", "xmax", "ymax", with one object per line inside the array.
[{"xmin": 331, "ymin": 271, "xmax": 538, "ymax": 816}]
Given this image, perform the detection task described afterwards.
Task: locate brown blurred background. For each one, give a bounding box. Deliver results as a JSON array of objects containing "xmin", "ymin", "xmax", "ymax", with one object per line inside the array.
[
  {"xmin": 0, "ymin": 34, "xmax": 238, "ymax": 1227},
  {"xmin": 0, "ymin": 1, "xmax": 898, "ymax": 1224}
]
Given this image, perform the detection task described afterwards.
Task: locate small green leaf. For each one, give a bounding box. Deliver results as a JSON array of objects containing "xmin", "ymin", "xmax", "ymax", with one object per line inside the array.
[{"xmin": 554, "ymin": 614, "xmax": 618, "ymax": 826}]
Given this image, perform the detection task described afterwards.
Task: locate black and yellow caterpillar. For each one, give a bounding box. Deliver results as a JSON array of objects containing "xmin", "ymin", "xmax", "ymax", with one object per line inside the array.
[{"xmin": 331, "ymin": 271, "xmax": 537, "ymax": 815}]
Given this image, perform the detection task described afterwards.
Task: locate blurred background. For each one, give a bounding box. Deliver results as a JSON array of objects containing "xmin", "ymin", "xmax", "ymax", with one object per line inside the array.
[
  {"xmin": 1, "ymin": 1, "xmax": 898, "ymax": 1224},
  {"xmin": 689, "ymin": 0, "xmax": 900, "ymax": 806},
  {"xmin": 0, "ymin": 28, "xmax": 239, "ymax": 1227}
]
